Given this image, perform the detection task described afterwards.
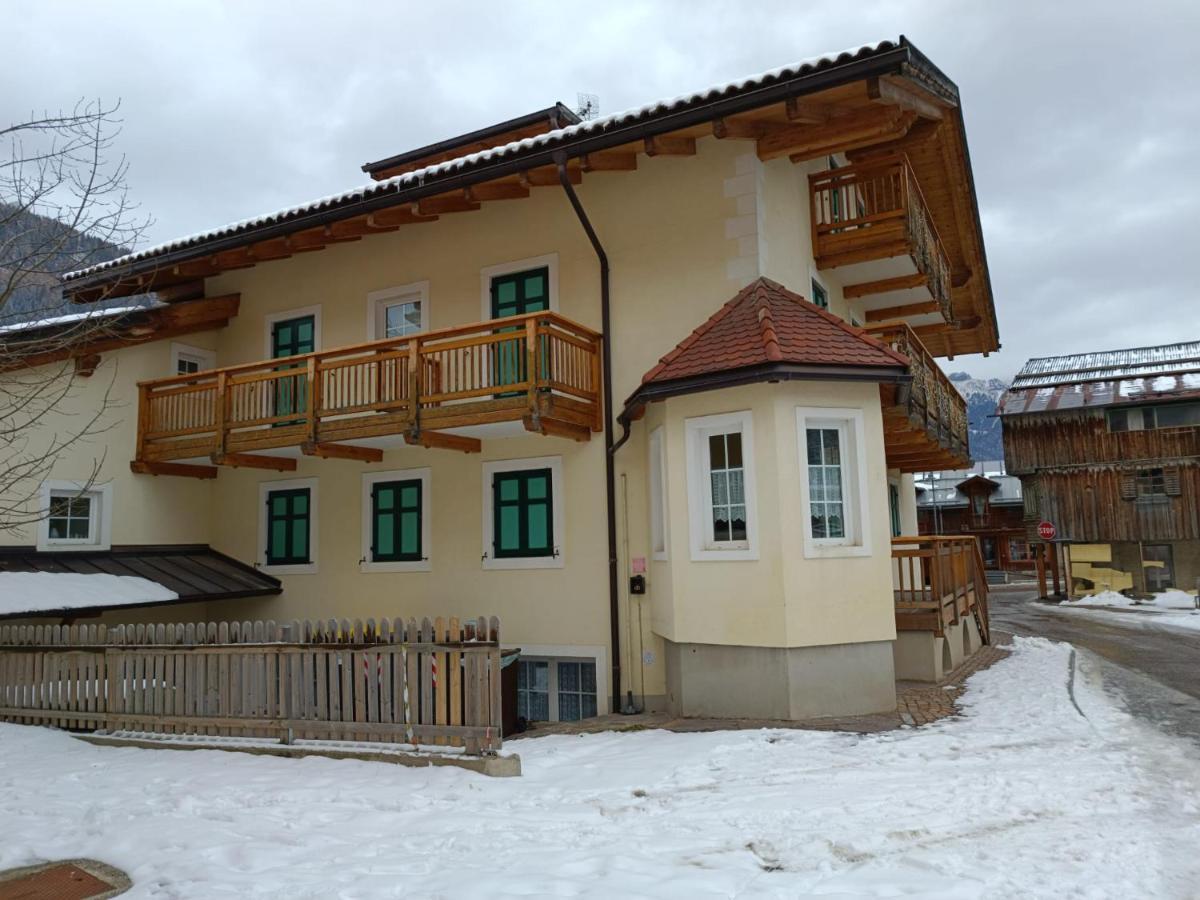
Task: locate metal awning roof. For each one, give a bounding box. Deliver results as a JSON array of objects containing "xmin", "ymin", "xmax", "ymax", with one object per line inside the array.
[{"xmin": 0, "ymin": 545, "xmax": 280, "ymax": 618}]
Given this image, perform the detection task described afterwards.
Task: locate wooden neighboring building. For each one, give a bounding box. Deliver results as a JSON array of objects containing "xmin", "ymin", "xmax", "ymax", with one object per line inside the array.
[
  {"xmin": 915, "ymin": 463, "xmax": 1033, "ymax": 575},
  {"xmin": 998, "ymin": 342, "xmax": 1200, "ymax": 597}
]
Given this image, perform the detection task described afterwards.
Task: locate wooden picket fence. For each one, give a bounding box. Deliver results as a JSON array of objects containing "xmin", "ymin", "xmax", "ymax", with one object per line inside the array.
[{"xmin": 0, "ymin": 615, "xmax": 503, "ymax": 755}]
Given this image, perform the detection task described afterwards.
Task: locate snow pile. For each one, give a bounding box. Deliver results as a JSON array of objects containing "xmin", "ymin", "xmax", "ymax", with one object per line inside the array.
[
  {"xmin": 1061, "ymin": 590, "xmax": 1137, "ymax": 608},
  {"xmin": 1057, "ymin": 590, "xmax": 1200, "ymax": 634},
  {"xmin": 0, "ymin": 638, "xmax": 1198, "ymax": 896},
  {"xmin": 1146, "ymin": 590, "xmax": 1199, "ymax": 610},
  {"xmin": 0, "ymin": 572, "xmax": 177, "ymax": 617}
]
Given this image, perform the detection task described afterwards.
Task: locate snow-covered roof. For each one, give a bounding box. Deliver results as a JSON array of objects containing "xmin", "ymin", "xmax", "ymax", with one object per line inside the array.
[
  {"xmin": 1011, "ymin": 341, "xmax": 1200, "ymax": 389},
  {"xmin": 0, "ymin": 572, "xmax": 177, "ymax": 617},
  {"xmin": 64, "ymin": 39, "xmax": 920, "ymax": 284},
  {"xmin": 0, "ymin": 304, "xmax": 157, "ymax": 336}
]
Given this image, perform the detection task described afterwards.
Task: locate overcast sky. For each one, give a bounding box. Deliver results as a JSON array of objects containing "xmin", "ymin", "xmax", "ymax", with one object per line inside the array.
[{"xmin": 6, "ymin": 0, "xmax": 1198, "ymax": 379}]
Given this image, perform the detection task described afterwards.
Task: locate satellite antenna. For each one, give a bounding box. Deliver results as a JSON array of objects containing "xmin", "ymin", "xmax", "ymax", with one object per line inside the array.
[{"xmin": 576, "ymin": 92, "xmax": 600, "ymax": 121}]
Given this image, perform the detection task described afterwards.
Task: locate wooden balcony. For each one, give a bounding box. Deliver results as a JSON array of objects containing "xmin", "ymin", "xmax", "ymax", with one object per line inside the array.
[
  {"xmin": 133, "ymin": 312, "xmax": 602, "ymax": 476},
  {"xmin": 809, "ymin": 155, "xmax": 953, "ymax": 329},
  {"xmin": 864, "ymin": 322, "xmax": 970, "ymax": 473},
  {"xmin": 891, "ymin": 535, "xmax": 990, "ymax": 640}
]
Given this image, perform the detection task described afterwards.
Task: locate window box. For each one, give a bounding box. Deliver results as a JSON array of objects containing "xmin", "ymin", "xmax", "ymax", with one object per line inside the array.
[
  {"xmin": 481, "ymin": 457, "xmax": 564, "ymax": 570},
  {"xmin": 685, "ymin": 411, "xmax": 758, "ymax": 561},
  {"xmin": 360, "ymin": 468, "xmax": 431, "ymax": 572}
]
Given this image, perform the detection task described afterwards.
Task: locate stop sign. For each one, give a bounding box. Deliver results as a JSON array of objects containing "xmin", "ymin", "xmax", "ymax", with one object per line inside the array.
[{"xmin": 1037, "ymin": 521, "xmax": 1057, "ymax": 541}]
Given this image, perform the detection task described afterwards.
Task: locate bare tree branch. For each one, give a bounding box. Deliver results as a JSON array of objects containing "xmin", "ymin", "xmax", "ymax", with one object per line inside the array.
[{"xmin": 1, "ymin": 99, "xmax": 151, "ymax": 536}]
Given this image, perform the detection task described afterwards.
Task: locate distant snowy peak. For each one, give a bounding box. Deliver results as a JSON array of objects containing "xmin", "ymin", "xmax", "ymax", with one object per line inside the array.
[
  {"xmin": 948, "ymin": 371, "xmax": 1010, "ymax": 402},
  {"xmin": 945, "ymin": 371, "xmax": 1011, "ymax": 462}
]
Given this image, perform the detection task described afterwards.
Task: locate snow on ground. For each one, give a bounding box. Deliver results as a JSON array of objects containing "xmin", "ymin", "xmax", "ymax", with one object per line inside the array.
[
  {"xmin": 1, "ymin": 637, "xmax": 1198, "ymax": 898},
  {"xmin": 1057, "ymin": 590, "xmax": 1200, "ymax": 634},
  {"xmin": 0, "ymin": 572, "xmax": 177, "ymax": 617}
]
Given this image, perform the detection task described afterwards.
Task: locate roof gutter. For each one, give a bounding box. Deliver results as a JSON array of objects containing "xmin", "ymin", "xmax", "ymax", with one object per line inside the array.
[
  {"xmin": 66, "ymin": 42, "xmax": 926, "ymax": 294},
  {"xmin": 554, "ymin": 152, "xmax": 629, "ymax": 715}
]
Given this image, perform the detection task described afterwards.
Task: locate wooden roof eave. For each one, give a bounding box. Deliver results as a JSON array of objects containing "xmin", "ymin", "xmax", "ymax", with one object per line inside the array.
[{"xmin": 66, "ymin": 43, "xmax": 939, "ymax": 301}]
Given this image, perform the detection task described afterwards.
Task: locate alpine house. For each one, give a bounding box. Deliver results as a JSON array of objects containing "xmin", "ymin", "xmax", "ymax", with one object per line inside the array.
[{"xmin": 4, "ymin": 37, "xmax": 999, "ymax": 721}]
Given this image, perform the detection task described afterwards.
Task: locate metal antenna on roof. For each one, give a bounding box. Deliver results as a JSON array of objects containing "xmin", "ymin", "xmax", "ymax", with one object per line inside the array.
[{"xmin": 575, "ymin": 92, "xmax": 600, "ymax": 121}]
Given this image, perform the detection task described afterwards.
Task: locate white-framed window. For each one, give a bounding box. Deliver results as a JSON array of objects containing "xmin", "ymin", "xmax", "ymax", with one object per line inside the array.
[
  {"xmin": 360, "ymin": 467, "xmax": 431, "ymax": 573},
  {"xmin": 258, "ymin": 476, "xmax": 319, "ymax": 575},
  {"xmin": 685, "ymin": 411, "xmax": 758, "ymax": 561},
  {"xmin": 516, "ymin": 655, "xmax": 600, "ymax": 723},
  {"xmin": 479, "ymin": 253, "xmax": 559, "ymax": 320},
  {"xmin": 796, "ymin": 407, "xmax": 872, "ymax": 558},
  {"xmin": 37, "ymin": 480, "xmax": 113, "ymax": 552},
  {"xmin": 481, "ymin": 456, "xmax": 564, "ymax": 570},
  {"xmin": 170, "ymin": 342, "xmax": 216, "ymax": 376},
  {"xmin": 263, "ymin": 305, "xmax": 322, "ymax": 358},
  {"xmin": 366, "ymin": 280, "xmax": 429, "ymax": 341},
  {"xmin": 648, "ymin": 426, "xmax": 668, "ymax": 560}
]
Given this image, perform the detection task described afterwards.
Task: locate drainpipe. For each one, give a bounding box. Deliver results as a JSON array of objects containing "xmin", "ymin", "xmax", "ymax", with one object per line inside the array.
[{"xmin": 555, "ymin": 153, "xmax": 627, "ymax": 714}]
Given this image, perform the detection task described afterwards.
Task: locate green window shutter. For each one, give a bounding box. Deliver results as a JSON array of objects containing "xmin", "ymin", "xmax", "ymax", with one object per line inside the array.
[
  {"xmin": 492, "ymin": 469, "xmax": 554, "ymax": 558},
  {"xmin": 266, "ymin": 488, "xmax": 311, "ymax": 565},
  {"xmin": 370, "ymin": 480, "xmax": 422, "ymax": 562}
]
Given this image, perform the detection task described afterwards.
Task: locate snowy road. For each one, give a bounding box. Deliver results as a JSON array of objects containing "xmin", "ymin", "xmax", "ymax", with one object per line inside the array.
[
  {"xmin": 990, "ymin": 588, "xmax": 1200, "ymax": 747},
  {"xmin": 1, "ymin": 637, "xmax": 1199, "ymax": 898}
]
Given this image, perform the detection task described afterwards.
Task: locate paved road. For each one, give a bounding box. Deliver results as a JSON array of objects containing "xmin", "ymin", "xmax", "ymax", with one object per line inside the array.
[{"xmin": 990, "ymin": 586, "xmax": 1200, "ymax": 747}]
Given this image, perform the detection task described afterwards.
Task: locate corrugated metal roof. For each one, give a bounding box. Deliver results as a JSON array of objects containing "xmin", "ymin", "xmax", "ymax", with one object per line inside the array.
[
  {"xmin": 998, "ymin": 373, "xmax": 1200, "ymax": 416},
  {"xmin": 1011, "ymin": 340, "xmax": 1200, "ymax": 389},
  {"xmin": 64, "ymin": 39, "xmax": 909, "ymax": 283}
]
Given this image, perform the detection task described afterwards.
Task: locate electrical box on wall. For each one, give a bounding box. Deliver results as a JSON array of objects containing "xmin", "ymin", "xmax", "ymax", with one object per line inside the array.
[{"xmin": 629, "ymin": 574, "xmax": 646, "ymax": 595}]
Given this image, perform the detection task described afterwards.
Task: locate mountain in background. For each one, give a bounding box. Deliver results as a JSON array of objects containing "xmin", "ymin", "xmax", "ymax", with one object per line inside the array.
[
  {"xmin": 0, "ymin": 204, "xmax": 145, "ymax": 325},
  {"xmin": 948, "ymin": 371, "xmax": 1009, "ymax": 463}
]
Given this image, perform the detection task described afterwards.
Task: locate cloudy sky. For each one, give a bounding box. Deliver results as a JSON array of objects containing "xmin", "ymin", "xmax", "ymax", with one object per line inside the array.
[{"xmin": 6, "ymin": 0, "xmax": 1198, "ymax": 379}]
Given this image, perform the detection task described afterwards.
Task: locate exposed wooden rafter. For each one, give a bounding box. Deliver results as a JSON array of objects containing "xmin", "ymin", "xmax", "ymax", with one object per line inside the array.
[
  {"xmin": 643, "ymin": 135, "xmax": 696, "ymax": 157},
  {"xmin": 866, "ymin": 76, "xmax": 947, "ymax": 121},
  {"xmin": 865, "ymin": 299, "xmax": 942, "ymax": 323},
  {"xmin": 300, "ymin": 441, "xmax": 383, "ymax": 463},
  {"xmin": 523, "ymin": 416, "xmax": 591, "ymax": 442},
  {"xmin": 131, "ymin": 460, "xmax": 219, "ymax": 479},
  {"xmin": 580, "ymin": 151, "xmax": 638, "ymax": 172},
  {"xmin": 404, "ymin": 430, "xmax": 482, "ymax": 453},
  {"xmin": 210, "ymin": 452, "xmax": 296, "ymax": 471}
]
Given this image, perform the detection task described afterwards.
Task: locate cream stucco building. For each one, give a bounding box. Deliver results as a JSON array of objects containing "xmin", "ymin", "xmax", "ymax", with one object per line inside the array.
[{"xmin": 2, "ymin": 38, "xmax": 998, "ymax": 722}]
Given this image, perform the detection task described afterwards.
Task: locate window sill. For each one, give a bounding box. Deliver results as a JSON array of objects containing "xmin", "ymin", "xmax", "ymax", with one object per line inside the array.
[
  {"xmin": 483, "ymin": 555, "xmax": 564, "ymax": 571},
  {"xmin": 690, "ymin": 546, "xmax": 759, "ymax": 562},
  {"xmin": 803, "ymin": 542, "xmax": 872, "ymax": 560},
  {"xmin": 360, "ymin": 559, "xmax": 431, "ymax": 574},
  {"xmin": 261, "ymin": 562, "xmax": 318, "ymax": 576}
]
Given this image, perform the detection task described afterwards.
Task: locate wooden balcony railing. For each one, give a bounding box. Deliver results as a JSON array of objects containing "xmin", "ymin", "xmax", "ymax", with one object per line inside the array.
[
  {"xmin": 864, "ymin": 322, "xmax": 969, "ymax": 470},
  {"xmin": 809, "ymin": 155, "xmax": 953, "ymax": 322},
  {"xmin": 891, "ymin": 535, "xmax": 990, "ymax": 641},
  {"xmin": 135, "ymin": 311, "xmax": 602, "ymax": 470}
]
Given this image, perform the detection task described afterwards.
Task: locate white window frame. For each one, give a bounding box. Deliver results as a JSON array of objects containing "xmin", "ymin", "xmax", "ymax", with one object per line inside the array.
[
  {"xmin": 37, "ymin": 480, "xmax": 113, "ymax": 552},
  {"xmin": 479, "ymin": 253, "xmax": 559, "ymax": 320},
  {"xmin": 648, "ymin": 426, "xmax": 669, "ymax": 560},
  {"xmin": 366, "ymin": 280, "xmax": 429, "ymax": 342},
  {"xmin": 169, "ymin": 342, "xmax": 216, "ymax": 376},
  {"xmin": 258, "ymin": 476, "xmax": 319, "ymax": 575},
  {"xmin": 263, "ymin": 305, "xmax": 323, "ymax": 358},
  {"xmin": 360, "ymin": 467, "xmax": 432, "ymax": 573},
  {"xmin": 796, "ymin": 407, "xmax": 872, "ymax": 558},
  {"xmin": 685, "ymin": 411, "xmax": 758, "ymax": 561},
  {"xmin": 516, "ymin": 643, "xmax": 609, "ymax": 718},
  {"xmin": 481, "ymin": 455, "xmax": 565, "ymax": 570}
]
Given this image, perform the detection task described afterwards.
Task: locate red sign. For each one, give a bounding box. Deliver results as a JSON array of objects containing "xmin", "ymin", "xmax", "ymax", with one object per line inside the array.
[{"xmin": 1037, "ymin": 521, "xmax": 1057, "ymax": 541}]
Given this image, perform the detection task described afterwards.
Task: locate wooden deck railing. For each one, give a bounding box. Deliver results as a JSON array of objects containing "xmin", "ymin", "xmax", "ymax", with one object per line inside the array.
[
  {"xmin": 809, "ymin": 155, "xmax": 953, "ymax": 322},
  {"xmin": 136, "ymin": 311, "xmax": 602, "ymax": 464},
  {"xmin": 0, "ymin": 615, "xmax": 504, "ymax": 754},
  {"xmin": 864, "ymin": 322, "xmax": 969, "ymax": 459},
  {"xmin": 891, "ymin": 536, "xmax": 990, "ymax": 641}
]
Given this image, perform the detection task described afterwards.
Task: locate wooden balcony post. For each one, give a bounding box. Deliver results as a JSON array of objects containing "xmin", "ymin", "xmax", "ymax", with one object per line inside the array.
[
  {"xmin": 305, "ymin": 357, "xmax": 319, "ymax": 444},
  {"xmin": 408, "ymin": 336, "xmax": 421, "ymax": 429},
  {"xmin": 215, "ymin": 371, "xmax": 229, "ymax": 457},
  {"xmin": 525, "ymin": 316, "xmax": 540, "ymax": 417},
  {"xmin": 135, "ymin": 383, "xmax": 150, "ymax": 461},
  {"xmin": 591, "ymin": 335, "xmax": 604, "ymax": 432}
]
